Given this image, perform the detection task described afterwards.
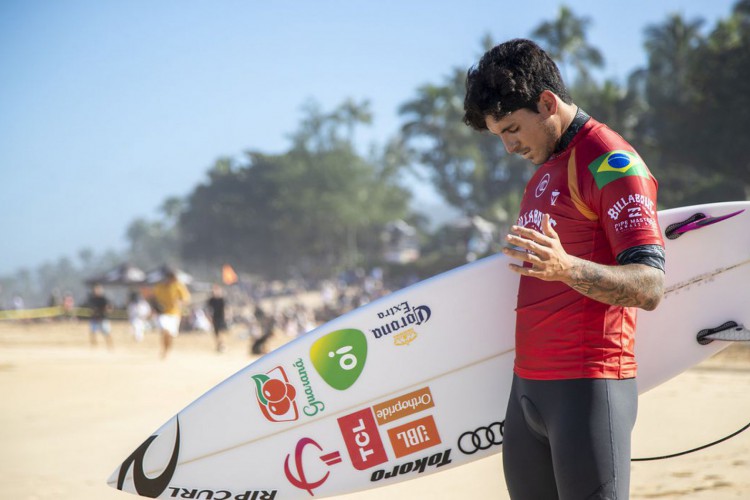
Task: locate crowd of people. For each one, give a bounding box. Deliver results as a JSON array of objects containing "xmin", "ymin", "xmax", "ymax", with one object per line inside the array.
[{"xmin": 72, "ymin": 267, "xmax": 394, "ymax": 359}]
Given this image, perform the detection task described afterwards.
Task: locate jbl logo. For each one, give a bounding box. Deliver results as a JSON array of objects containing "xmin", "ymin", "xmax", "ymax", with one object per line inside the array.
[{"xmin": 388, "ymin": 415, "xmax": 441, "ymax": 458}]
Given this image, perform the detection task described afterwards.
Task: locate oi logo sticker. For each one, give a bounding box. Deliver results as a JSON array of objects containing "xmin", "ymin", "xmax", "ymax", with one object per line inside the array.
[{"xmin": 310, "ymin": 329, "xmax": 367, "ymax": 390}]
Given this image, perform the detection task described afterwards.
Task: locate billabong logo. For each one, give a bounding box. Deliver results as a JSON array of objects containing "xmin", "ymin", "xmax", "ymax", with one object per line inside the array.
[
  {"xmin": 251, "ymin": 366, "xmax": 299, "ymax": 422},
  {"xmin": 588, "ymin": 150, "xmax": 649, "ymax": 189},
  {"xmin": 310, "ymin": 329, "xmax": 367, "ymax": 390},
  {"xmin": 284, "ymin": 437, "xmax": 342, "ymax": 496},
  {"xmin": 116, "ymin": 417, "xmax": 180, "ymax": 497}
]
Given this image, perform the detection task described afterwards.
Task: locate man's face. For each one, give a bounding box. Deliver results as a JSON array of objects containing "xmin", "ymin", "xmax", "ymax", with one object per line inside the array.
[{"xmin": 484, "ymin": 102, "xmax": 558, "ymax": 165}]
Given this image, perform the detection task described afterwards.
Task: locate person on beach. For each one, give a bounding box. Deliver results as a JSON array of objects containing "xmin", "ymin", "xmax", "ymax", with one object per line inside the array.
[
  {"xmin": 250, "ymin": 304, "xmax": 276, "ymax": 356},
  {"xmin": 85, "ymin": 284, "xmax": 113, "ymax": 349},
  {"xmin": 206, "ymin": 283, "xmax": 228, "ymax": 352},
  {"xmin": 463, "ymin": 39, "xmax": 666, "ymax": 499},
  {"xmin": 126, "ymin": 290, "xmax": 151, "ymax": 342},
  {"xmin": 152, "ymin": 269, "xmax": 191, "ymax": 359}
]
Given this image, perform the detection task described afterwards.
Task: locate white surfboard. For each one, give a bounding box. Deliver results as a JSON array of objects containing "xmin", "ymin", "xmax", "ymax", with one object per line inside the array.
[{"xmin": 109, "ymin": 201, "xmax": 749, "ymax": 499}]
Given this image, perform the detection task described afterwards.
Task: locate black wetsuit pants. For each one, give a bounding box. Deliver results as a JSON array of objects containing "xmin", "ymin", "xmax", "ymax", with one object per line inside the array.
[{"xmin": 503, "ymin": 375, "xmax": 638, "ymax": 500}]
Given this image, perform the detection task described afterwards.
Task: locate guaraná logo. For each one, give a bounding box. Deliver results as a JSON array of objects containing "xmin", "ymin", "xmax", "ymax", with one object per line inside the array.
[
  {"xmin": 588, "ymin": 150, "xmax": 649, "ymax": 189},
  {"xmin": 310, "ymin": 329, "xmax": 367, "ymax": 390},
  {"xmin": 251, "ymin": 366, "xmax": 299, "ymax": 423}
]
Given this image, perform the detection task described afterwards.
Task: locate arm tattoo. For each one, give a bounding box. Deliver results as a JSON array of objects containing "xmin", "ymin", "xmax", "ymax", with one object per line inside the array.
[{"xmin": 567, "ymin": 259, "xmax": 664, "ymax": 311}]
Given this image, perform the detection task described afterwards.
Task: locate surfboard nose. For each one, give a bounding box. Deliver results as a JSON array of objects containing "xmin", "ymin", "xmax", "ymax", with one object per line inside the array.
[
  {"xmin": 107, "ymin": 417, "xmax": 182, "ymax": 496},
  {"xmin": 106, "ymin": 466, "xmax": 121, "ymax": 489}
]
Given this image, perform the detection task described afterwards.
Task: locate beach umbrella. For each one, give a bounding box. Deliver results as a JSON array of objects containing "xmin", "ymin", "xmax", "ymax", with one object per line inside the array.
[
  {"xmin": 145, "ymin": 265, "xmax": 193, "ymax": 285},
  {"xmin": 84, "ymin": 264, "xmax": 146, "ymax": 286}
]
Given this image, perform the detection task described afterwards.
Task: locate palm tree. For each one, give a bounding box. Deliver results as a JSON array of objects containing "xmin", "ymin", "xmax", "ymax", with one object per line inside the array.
[
  {"xmin": 643, "ymin": 14, "xmax": 705, "ymax": 104},
  {"xmin": 399, "ymin": 66, "xmax": 528, "ymax": 221},
  {"xmin": 531, "ymin": 5, "xmax": 604, "ymax": 82}
]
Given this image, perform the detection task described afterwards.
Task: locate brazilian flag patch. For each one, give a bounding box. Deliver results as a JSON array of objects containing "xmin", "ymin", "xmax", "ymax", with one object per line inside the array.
[{"xmin": 587, "ymin": 150, "xmax": 649, "ymax": 189}]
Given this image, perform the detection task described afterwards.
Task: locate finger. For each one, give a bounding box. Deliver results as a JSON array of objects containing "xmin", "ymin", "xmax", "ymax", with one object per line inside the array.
[
  {"xmin": 502, "ymin": 246, "xmax": 532, "ymax": 262},
  {"xmin": 541, "ymin": 214, "xmax": 558, "ymax": 238},
  {"xmin": 507, "ymin": 262, "xmax": 528, "ymax": 275},
  {"xmin": 506, "ymin": 234, "xmax": 549, "ymax": 257},
  {"xmin": 507, "ymin": 262, "xmax": 543, "ymax": 278},
  {"xmin": 511, "ymin": 224, "xmax": 551, "ymax": 244}
]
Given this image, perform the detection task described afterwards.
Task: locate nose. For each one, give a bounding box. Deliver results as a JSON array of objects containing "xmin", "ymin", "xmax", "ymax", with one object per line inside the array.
[{"xmin": 501, "ymin": 135, "xmax": 520, "ymax": 154}]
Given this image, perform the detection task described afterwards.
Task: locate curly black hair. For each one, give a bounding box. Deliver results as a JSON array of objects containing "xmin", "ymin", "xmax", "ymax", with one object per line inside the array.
[{"xmin": 463, "ymin": 39, "xmax": 572, "ymax": 131}]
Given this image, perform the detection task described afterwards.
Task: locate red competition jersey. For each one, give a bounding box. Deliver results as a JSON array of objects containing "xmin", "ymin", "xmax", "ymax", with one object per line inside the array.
[{"xmin": 513, "ymin": 115, "xmax": 664, "ymax": 380}]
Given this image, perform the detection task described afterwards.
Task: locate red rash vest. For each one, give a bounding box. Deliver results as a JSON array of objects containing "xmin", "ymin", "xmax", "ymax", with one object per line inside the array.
[{"xmin": 513, "ymin": 115, "xmax": 664, "ymax": 380}]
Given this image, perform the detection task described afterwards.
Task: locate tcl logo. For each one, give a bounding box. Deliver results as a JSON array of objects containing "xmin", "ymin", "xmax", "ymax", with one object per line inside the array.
[{"xmin": 337, "ymin": 409, "xmax": 388, "ymax": 470}]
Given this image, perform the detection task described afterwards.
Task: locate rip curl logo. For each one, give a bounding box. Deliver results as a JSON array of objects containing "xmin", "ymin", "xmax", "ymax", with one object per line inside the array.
[
  {"xmin": 116, "ymin": 417, "xmax": 180, "ymax": 497},
  {"xmin": 284, "ymin": 438, "xmax": 342, "ymax": 496},
  {"xmin": 535, "ymin": 173, "xmax": 551, "ymax": 198},
  {"xmin": 588, "ymin": 150, "xmax": 649, "ymax": 189}
]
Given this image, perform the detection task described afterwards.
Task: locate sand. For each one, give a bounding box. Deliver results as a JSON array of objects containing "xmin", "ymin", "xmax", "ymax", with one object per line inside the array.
[{"xmin": 1, "ymin": 320, "xmax": 748, "ymax": 500}]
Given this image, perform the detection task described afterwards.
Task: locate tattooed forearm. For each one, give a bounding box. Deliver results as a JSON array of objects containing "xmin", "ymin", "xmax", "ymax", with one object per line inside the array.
[{"xmin": 566, "ymin": 259, "xmax": 665, "ymax": 311}]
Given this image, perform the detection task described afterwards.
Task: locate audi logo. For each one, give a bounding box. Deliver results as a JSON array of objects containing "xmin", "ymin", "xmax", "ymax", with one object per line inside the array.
[{"xmin": 457, "ymin": 421, "xmax": 504, "ymax": 455}]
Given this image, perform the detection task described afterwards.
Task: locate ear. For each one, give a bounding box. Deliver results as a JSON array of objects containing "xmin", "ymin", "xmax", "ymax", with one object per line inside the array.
[{"xmin": 538, "ymin": 90, "xmax": 558, "ymax": 117}]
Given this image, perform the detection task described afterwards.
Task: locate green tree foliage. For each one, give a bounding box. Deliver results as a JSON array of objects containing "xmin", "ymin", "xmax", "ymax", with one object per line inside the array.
[
  {"xmin": 0, "ymin": 250, "xmax": 122, "ymax": 308},
  {"xmin": 531, "ymin": 5, "xmax": 604, "ymax": 83},
  {"xmin": 399, "ymin": 2, "xmax": 748, "ymax": 230},
  {"xmin": 638, "ymin": 5, "xmax": 750, "ymax": 205},
  {"xmin": 398, "ymin": 6, "xmax": 605, "ymax": 227},
  {"xmin": 638, "ymin": 14, "xmax": 708, "ymax": 207},
  {"xmin": 125, "ymin": 196, "xmax": 183, "ymax": 270},
  {"xmin": 179, "ymin": 100, "xmax": 409, "ymax": 281},
  {"xmin": 681, "ymin": 1, "xmax": 750, "ymax": 197},
  {"xmin": 399, "ymin": 67, "xmax": 530, "ymax": 225}
]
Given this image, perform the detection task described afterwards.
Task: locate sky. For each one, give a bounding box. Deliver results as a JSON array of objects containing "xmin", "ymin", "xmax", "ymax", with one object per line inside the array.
[{"xmin": 0, "ymin": 0, "xmax": 739, "ymax": 275}]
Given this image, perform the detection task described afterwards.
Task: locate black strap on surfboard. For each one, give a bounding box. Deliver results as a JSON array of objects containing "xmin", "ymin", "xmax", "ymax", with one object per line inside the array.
[
  {"xmin": 696, "ymin": 321, "xmax": 750, "ymax": 345},
  {"xmin": 632, "ymin": 421, "xmax": 750, "ymax": 462},
  {"xmin": 633, "ymin": 321, "xmax": 750, "ymax": 461}
]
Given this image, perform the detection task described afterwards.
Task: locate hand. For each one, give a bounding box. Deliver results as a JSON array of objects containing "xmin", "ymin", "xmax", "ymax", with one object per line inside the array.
[{"xmin": 502, "ymin": 214, "xmax": 572, "ymax": 281}]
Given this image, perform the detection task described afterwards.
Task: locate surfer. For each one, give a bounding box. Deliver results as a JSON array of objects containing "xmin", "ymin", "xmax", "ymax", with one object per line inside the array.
[
  {"xmin": 152, "ymin": 268, "xmax": 191, "ymax": 359},
  {"xmin": 463, "ymin": 39, "xmax": 666, "ymax": 499}
]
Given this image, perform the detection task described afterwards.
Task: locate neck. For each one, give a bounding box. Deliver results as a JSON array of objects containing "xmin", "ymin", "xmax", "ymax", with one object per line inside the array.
[
  {"xmin": 558, "ymin": 102, "xmax": 578, "ymax": 136},
  {"xmin": 552, "ymin": 104, "xmax": 590, "ymax": 155}
]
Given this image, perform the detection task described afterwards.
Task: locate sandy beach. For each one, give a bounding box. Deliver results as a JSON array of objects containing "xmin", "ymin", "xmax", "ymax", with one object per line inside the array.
[{"xmin": 1, "ymin": 320, "xmax": 748, "ymax": 500}]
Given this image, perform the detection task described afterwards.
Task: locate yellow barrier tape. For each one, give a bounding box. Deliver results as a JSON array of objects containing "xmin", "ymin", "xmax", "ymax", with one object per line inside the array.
[
  {"xmin": 0, "ymin": 306, "xmax": 64, "ymax": 320},
  {"xmin": 0, "ymin": 307, "xmax": 128, "ymax": 321}
]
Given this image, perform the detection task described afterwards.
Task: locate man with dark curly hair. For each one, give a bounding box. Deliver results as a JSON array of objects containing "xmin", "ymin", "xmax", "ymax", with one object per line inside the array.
[{"xmin": 464, "ymin": 39, "xmax": 666, "ymax": 499}]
